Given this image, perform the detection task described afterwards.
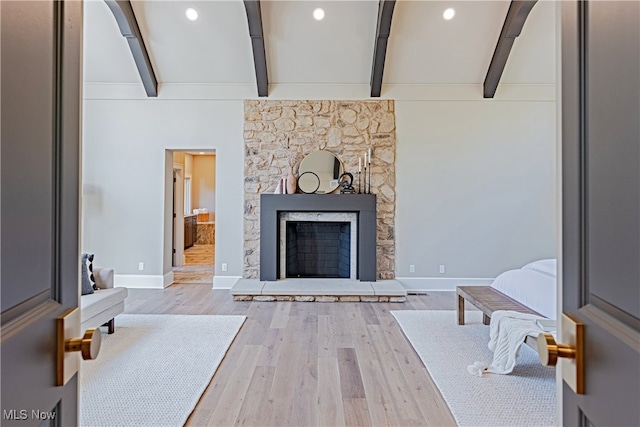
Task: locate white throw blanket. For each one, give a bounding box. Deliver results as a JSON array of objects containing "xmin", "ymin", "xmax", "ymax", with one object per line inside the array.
[{"xmin": 468, "ymin": 310, "xmax": 545, "ymax": 376}]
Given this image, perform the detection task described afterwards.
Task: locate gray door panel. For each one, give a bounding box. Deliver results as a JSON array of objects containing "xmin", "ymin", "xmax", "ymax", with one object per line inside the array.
[
  {"xmin": 586, "ymin": 1, "xmax": 640, "ymax": 319},
  {"xmin": 1, "ymin": 0, "xmax": 56, "ymax": 313},
  {"xmin": 1, "ymin": 1, "xmax": 82, "ymax": 425},
  {"xmin": 562, "ymin": 1, "xmax": 640, "ymax": 425}
]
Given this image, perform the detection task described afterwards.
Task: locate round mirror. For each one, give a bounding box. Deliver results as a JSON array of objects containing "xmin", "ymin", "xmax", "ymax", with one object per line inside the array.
[
  {"xmin": 298, "ymin": 151, "xmax": 344, "ymax": 194},
  {"xmin": 297, "ymin": 172, "xmax": 320, "ymax": 194}
]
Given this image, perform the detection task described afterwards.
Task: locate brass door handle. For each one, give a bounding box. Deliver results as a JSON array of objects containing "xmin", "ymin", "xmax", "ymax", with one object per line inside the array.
[
  {"xmin": 537, "ymin": 333, "xmax": 575, "ymax": 366},
  {"xmin": 66, "ymin": 328, "xmax": 101, "ymax": 360},
  {"xmin": 57, "ymin": 308, "xmax": 102, "ymax": 386},
  {"xmin": 537, "ymin": 313, "xmax": 584, "ymax": 394}
]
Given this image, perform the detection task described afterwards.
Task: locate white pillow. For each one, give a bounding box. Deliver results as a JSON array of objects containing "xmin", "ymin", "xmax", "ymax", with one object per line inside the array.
[{"xmin": 521, "ymin": 259, "xmax": 557, "ymax": 278}]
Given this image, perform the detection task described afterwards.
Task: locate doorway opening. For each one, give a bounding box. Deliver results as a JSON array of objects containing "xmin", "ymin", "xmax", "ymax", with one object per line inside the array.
[{"xmin": 171, "ymin": 150, "xmax": 216, "ymax": 284}]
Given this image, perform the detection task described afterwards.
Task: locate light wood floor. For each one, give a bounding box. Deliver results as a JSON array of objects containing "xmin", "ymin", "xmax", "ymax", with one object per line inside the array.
[
  {"xmin": 172, "ymin": 266, "xmax": 214, "ymax": 284},
  {"xmin": 184, "ymin": 244, "xmax": 215, "ymax": 266},
  {"xmin": 173, "ymin": 245, "xmax": 215, "ymax": 284},
  {"xmin": 124, "ymin": 285, "xmax": 458, "ymax": 426}
]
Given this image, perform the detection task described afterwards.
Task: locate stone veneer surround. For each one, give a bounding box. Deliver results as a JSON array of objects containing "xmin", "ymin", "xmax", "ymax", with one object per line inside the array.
[{"xmin": 244, "ymin": 100, "xmax": 396, "ymax": 280}]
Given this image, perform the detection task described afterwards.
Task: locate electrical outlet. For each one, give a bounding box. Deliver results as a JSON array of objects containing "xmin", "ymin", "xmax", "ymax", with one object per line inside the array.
[
  {"xmin": 221, "ymin": 263, "xmax": 228, "ymax": 272},
  {"xmin": 409, "ymin": 264, "xmax": 415, "ymax": 273},
  {"xmin": 138, "ymin": 262, "xmax": 144, "ymax": 271},
  {"xmin": 439, "ymin": 265, "xmax": 445, "ymax": 274}
]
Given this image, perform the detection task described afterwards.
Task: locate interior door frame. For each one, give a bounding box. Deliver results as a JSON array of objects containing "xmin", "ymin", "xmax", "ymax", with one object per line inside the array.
[{"xmin": 172, "ymin": 164, "xmax": 185, "ymax": 267}]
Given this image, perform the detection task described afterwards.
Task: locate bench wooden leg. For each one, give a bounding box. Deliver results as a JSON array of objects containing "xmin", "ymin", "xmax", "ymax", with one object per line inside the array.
[
  {"xmin": 457, "ymin": 294, "xmax": 465, "ymax": 325},
  {"xmin": 483, "ymin": 314, "xmax": 490, "ymax": 325},
  {"xmin": 102, "ymin": 319, "xmax": 115, "ymax": 334}
]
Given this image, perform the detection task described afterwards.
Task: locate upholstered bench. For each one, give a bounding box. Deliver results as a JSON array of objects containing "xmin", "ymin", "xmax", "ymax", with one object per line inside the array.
[{"xmin": 81, "ymin": 267, "xmax": 128, "ymax": 334}]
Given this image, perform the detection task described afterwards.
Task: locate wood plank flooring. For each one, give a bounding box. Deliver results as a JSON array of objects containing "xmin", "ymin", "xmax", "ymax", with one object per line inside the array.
[
  {"xmin": 173, "ymin": 245, "xmax": 215, "ymax": 284},
  {"xmin": 184, "ymin": 244, "xmax": 215, "ymax": 266},
  {"xmin": 123, "ymin": 285, "xmax": 458, "ymax": 426}
]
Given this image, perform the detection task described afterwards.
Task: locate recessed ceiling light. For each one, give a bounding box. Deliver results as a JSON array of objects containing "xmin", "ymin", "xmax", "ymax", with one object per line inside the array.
[
  {"xmin": 199, "ymin": 152, "xmax": 205, "ymax": 155},
  {"xmin": 443, "ymin": 8, "xmax": 455, "ymax": 20},
  {"xmin": 313, "ymin": 8, "xmax": 325, "ymax": 21},
  {"xmin": 185, "ymin": 8, "xmax": 199, "ymax": 21}
]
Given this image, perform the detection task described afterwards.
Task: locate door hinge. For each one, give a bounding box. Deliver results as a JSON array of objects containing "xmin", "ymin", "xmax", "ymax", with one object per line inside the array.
[{"xmin": 173, "ymin": 249, "xmax": 176, "ymax": 254}]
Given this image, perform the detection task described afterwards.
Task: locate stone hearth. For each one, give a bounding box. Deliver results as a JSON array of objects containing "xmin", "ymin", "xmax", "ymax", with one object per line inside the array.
[{"xmin": 230, "ymin": 278, "xmax": 407, "ymax": 302}]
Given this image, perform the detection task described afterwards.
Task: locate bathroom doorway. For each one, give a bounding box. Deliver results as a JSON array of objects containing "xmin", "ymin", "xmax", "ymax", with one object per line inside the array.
[{"xmin": 171, "ymin": 150, "xmax": 216, "ymax": 284}]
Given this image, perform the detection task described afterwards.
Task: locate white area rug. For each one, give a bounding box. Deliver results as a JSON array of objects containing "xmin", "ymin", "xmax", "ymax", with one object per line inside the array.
[
  {"xmin": 391, "ymin": 310, "xmax": 556, "ymax": 427},
  {"xmin": 80, "ymin": 314, "xmax": 245, "ymax": 427}
]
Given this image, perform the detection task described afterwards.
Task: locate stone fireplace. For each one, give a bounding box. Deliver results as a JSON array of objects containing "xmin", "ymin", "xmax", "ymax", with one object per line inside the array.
[
  {"xmin": 280, "ymin": 212, "xmax": 358, "ymax": 279},
  {"xmin": 243, "ymin": 100, "xmax": 396, "ymax": 280}
]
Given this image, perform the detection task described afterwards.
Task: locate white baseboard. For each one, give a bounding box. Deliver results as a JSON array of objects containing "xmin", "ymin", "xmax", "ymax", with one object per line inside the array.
[
  {"xmin": 213, "ymin": 276, "xmax": 242, "ymax": 289},
  {"xmin": 396, "ymin": 277, "xmax": 494, "ymax": 292},
  {"xmin": 164, "ymin": 271, "xmax": 174, "ymax": 287},
  {"xmin": 114, "ymin": 274, "xmax": 171, "ymax": 289}
]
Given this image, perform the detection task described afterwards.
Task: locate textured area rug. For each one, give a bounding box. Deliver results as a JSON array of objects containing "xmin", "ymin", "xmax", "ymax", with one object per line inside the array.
[
  {"xmin": 391, "ymin": 310, "xmax": 556, "ymax": 427},
  {"xmin": 80, "ymin": 314, "xmax": 245, "ymax": 427}
]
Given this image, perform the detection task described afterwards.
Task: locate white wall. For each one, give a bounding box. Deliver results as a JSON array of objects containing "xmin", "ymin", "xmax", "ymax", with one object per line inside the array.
[
  {"xmin": 82, "ymin": 85, "xmax": 556, "ymax": 290},
  {"xmin": 82, "ymin": 100, "xmax": 244, "ymax": 287},
  {"xmin": 395, "ymin": 100, "xmax": 557, "ymax": 290},
  {"xmin": 192, "ymin": 155, "xmax": 216, "ymax": 213}
]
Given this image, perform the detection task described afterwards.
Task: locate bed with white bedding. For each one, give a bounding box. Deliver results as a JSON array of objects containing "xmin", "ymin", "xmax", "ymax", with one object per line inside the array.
[{"xmin": 490, "ymin": 259, "xmax": 557, "ymax": 319}]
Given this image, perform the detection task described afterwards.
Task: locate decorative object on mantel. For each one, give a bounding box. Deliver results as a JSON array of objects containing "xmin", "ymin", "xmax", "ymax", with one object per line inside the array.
[
  {"xmin": 359, "ymin": 147, "xmax": 373, "ymax": 194},
  {"xmin": 357, "ymin": 157, "xmax": 362, "ymax": 194},
  {"xmin": 367, "ymin": 147, "xmax": 372, "ymax": 194},
  {"xmin": 297, "ymin": 171, "xmax": 320, "ymax": 194},
  {"xmin": 274, "ymin": 178, "xmax": 284, "ymax": 194},
  {"xmin": 298, "ymin": 150, "xmax": 344, "ymax": 194},
  {"xmin": 363, "ymin": 152, "xmax": 367, "ymax": 194},
  {"xmin": 338, "ymin": 173, "xmax": 356, "ymax": 194},
  {"xmin": 286, "ymin": 166, "xmax": 297, "ymax": 194}
]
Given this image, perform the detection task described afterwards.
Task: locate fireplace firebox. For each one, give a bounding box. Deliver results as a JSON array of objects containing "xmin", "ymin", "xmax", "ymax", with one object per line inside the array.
[{"xmin": 285, "ymin": 221, "xmax": 351, "ymax": 278}]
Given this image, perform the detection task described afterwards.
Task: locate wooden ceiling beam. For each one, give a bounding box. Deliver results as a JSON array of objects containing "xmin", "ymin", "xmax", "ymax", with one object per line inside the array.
[
  {"xmin": 104, "ymin": 0, "xmax": 158, "ymax": 97},
  {"xmin": 370, "ymin": 0, "xmax": 396, "ymax": 98},
  {"xmin": 483, "ymin": 0, "xmax": 537, "ymax": 98},
  {"xmin": 244, "ymin": 0, "xmax": 269, "ymax": 97}
]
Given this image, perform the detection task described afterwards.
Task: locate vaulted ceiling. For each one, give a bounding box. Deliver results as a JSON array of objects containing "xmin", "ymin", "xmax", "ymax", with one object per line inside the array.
[{"xmin": 83, "ymin": 0, "xmax": 556, "ymax": 97}]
